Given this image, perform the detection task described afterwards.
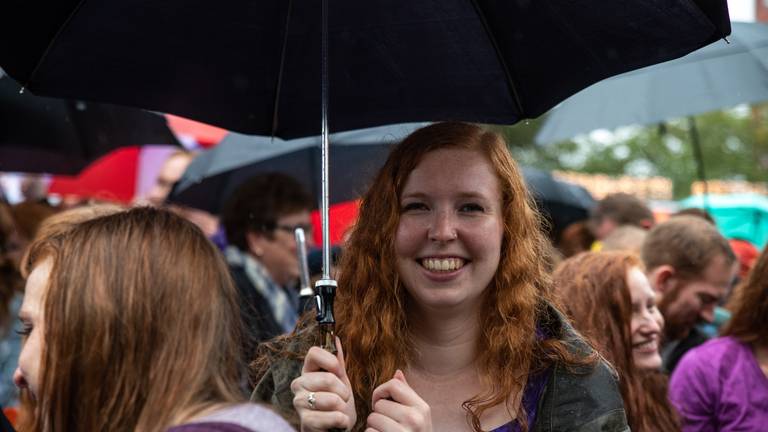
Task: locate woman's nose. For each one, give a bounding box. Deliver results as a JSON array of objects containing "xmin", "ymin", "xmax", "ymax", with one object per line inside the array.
[
  {"xmin": 428, "ymin": 211, "xmax": 457, "ymax": 242},
  {"xmin": 13, "ymin": 367, "xmax": 26, "ymax": 389}
]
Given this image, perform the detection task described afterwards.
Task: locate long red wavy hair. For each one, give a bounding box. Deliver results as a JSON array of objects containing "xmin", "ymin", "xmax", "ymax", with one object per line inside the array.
[
  {"xmin": 330, "ymin": 122, "xmax": 589, "ymax": 430},
  {"xmin": 552, "ymin": 252, "xmax": 679, "ymax": 432}
]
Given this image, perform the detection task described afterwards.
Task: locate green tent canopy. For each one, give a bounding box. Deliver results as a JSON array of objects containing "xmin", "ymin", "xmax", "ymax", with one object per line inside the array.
[{"xmin": 679, "ymin": 193, "xmax": 768, "ymax": 248}]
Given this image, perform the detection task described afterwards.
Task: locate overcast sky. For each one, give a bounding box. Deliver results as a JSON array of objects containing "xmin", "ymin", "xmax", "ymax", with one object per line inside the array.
[{"xmin": 728, "ymin": 0, "xmax": 756, "ymax": 21}]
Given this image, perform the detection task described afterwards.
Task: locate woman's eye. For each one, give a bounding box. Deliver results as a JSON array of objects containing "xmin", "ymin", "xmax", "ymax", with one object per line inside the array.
[
  {"xmin": 15, "ymin": 324, "xmax": 32, "ymax": 337},
  {"xmin": 402, "ymin": 202, "xmax": 428, "ymax": 212},
  {"xmin": 459, "ymin": 203, "xmax": 484, "ymax": 212}
]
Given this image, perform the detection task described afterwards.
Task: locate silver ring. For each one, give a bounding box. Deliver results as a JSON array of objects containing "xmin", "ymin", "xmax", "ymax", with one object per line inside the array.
[{"xmin": 307, "ymin": 392, "xmax": 317, "ymax": 410}]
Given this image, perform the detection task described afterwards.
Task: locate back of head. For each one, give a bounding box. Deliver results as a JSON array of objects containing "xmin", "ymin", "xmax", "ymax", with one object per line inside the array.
[
  {"xmin": 27, "ymin": 207, "xmax": 242, "ymax": 432},
  {"xmin": 590, "ymin": 193, "xmax": 653, "ymax": 237},
  {"xmin": 601, "ymin": 225, "xmax": 647, "ymax": 255},
  {"xmin": 221, "ymin": 172, "xmax": 314, "ymax": 251},
  {"xmin": 641, "ymin": 215, "xmax": 735, "ymax": 277},
  {"xmin": 672, "ymin": 207, "xmax": 715, "ymax": 224},
  {"xmin": 722, "ymin": 246, "xmax": 768, "ymax": 347}
]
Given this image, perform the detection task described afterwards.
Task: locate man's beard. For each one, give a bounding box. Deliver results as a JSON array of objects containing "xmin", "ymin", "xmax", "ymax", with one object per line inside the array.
[{"xmin": 658, "ymin": 283, "xmax": 693, "ymax": 342}]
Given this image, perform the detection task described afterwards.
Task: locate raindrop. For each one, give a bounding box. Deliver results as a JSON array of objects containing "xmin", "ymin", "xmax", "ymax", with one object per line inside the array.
[
  {"xmin": 524, "ymin": 120, "xmax": 530, "ymax": 125},
  {"xmin": 19, "ymin": 87, "xmax": 25, "ymax": 94},
  {"xmin": 75, "ymin": 101, "xmax": 87, "ymax": 111}
]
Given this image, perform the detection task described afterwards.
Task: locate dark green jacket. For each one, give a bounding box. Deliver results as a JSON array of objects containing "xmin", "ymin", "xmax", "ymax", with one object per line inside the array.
[{"xmin": 251, "ymin": 304, "xmax": 629, "ymax": 432}]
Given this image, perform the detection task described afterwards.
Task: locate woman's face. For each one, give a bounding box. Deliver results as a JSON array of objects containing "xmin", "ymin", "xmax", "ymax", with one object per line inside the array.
[
  {"xmin": 13, "ymin": 257, "xmax": 52, "ymax": 399},
  {"xmin": 627, "ymin": 266, "xmax": 664, "ymax": 370},
  {"xmin": 248, "ymin": 210, "xmax": 313, "ymax": 287},
  {"xmin": 395, "ymin": 148, "xmax": 504, "ymax": 314}
]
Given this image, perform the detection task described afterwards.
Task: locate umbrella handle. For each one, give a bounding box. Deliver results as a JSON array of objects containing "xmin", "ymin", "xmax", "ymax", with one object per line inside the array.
[{"xmin": 315, "ymin": 280, "xmax": 343, "ymax": 432}]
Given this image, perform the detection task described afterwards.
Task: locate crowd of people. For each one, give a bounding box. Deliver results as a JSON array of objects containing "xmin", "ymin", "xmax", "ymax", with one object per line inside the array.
[{"xmin": 0, "ymin": 122, "xmax": 765, "ymax": 431}]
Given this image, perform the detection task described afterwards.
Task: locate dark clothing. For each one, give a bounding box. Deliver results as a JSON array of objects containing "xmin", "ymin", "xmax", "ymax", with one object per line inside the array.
[
  {"xmin": 251, "ymin": 303, "xmax": 629, "ymax": 432},
  {"xmin": 230, "ymin": 265, "xmax": 284, "ymax": 363},
  {"xmin": 662, "ymin": 327, "xmax": 710, "ymax": 373},
  {"xmin": 492, "ymin": 367, "xmax": 549, "ymax": 432}
]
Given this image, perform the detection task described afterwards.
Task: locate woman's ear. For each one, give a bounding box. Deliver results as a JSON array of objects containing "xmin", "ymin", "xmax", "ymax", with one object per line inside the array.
[{"xmin": 246, "ymin": 231, "xmax": 266, "ymax": 257}]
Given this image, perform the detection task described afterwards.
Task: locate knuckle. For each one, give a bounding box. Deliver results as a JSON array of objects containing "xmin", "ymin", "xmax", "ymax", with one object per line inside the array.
[
  {"xmin": 290, "ymin": 377, "xmax": 302, "ymax": 394},
  {"xmin": 404, "ymin": 410, "xmax": 422, "ymax": 427},
  {"xmin": 332, "ymin": 394, "xmax": 346, "ymax": 411}
]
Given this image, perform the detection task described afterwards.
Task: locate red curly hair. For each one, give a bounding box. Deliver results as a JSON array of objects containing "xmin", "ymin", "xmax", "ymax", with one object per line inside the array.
[
  {"xmin": 330, "ymin": 122, "xmax": 588, "ymax": 430},
  {"xmin": 552, "ymin": 251, "xmax": 679, "ymax": 432}
]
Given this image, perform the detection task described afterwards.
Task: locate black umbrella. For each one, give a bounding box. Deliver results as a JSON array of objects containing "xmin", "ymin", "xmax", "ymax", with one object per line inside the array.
[
  {"xmin": 0, "ymin": 72, "xmax": 179, "ymax": 175},
  {"xmin": 0, "ymin": 0, "xmax": 731, "ymax": 361},
  {"xmin": 0, "ymin": 1, "xmax": 729, "ymax": 138},
  {"xmin": 521, "ymin": 167, "xmax": 595, "ymax": 240}
]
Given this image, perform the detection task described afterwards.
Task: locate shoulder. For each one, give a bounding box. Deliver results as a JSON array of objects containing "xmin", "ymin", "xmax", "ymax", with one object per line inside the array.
[
  {"xmin": 534, "ymin": 304, "xmax": 629, "ymax": 432},
  {"xmin": 671, "ymin": 336, "xmax": 750, "ymax": 389},
  {"xmin": 168, "ymin": 404, "xmax": 295, "ymax": 432},
  {"xmin": 675, "ymin": 336, "xmax": 742, "ymax": 370}
]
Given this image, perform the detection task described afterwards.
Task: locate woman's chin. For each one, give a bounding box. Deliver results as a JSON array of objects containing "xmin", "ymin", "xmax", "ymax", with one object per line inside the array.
[{"xmin": 633, "ymin": 354, "xmax": 663, "ymax": 371}]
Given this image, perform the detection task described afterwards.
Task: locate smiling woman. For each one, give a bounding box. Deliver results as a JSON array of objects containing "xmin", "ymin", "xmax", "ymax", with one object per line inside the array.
[
  {"xmin": 253, "ymin": 122, "xmax": 629, "ymax": 432},
  {"xmin": 552, "ymin": 251, "xmax": 679, "ymax": 432}
]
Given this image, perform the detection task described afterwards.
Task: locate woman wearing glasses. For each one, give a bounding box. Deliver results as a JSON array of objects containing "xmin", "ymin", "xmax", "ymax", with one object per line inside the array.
[{"xmin": 221, "ymin": 173, "xmax": 315, "ymax": 364}]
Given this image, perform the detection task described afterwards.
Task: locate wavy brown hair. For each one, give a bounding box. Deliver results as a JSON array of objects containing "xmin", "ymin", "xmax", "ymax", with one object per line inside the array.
[
  {"xmin": 21, "ymin": 207, "xmax": 243, "ymax": 432},
  {"xmin": 722, "ymin": 246, "xmax": 768, "ymax": 346},
  {"xmin": 552, "ymin": 252, "xmax": 679, "ymax": 432},
  {"xmin": 258, "ymin": 122, "xmax": 595, "ymax": 431}
]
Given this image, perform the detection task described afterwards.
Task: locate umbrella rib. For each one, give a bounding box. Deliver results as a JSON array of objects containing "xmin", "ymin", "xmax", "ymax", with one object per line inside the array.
[
  {"xmin": 24, "ymin": 0, "xmax": 89, "ymax": 91},
  {"xmin": 468, "ymin": 0, "xmax": 525, "ymax": 116},
  {"xmin": 271, "ymin": 0, "xmax": 294, "ymax": 138}
]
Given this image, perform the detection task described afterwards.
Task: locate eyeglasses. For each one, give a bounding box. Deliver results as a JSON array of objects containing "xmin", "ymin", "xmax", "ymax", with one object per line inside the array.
[{"xmin": 274, "ymin": 223, "xmax": 314, "ymax": 235}]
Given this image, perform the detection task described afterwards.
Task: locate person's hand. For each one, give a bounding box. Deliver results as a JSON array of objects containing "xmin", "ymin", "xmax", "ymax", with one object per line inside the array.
[
  {"xmin": 291, "ymin": 338, "xmax": 356, "ymax": 431},
  {"xmin": 366, "ymin": 370, "xmax": 432, "ymax": 432}
]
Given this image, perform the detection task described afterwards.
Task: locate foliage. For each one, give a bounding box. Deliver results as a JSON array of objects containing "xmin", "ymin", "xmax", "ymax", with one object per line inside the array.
[{"xmin": 492, "ymin": 103, "xmax": 768, "ymax": 199}]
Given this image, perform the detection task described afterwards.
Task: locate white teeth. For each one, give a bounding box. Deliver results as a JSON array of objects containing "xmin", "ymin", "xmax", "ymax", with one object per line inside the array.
[{"xmin": 421, "ymin": 258, "xmax": 464, "ymax": 272}]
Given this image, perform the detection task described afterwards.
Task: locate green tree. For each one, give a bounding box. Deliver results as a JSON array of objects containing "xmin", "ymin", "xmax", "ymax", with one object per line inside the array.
[{"xmin": 494, "ymin": 103, "xmax": 768, "ymax": 199}]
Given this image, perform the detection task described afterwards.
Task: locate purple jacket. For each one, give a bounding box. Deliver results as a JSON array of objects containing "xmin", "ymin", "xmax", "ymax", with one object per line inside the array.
[{"xmin": 669, "ymin": 336, "xmax": 768, "ymax": 432}]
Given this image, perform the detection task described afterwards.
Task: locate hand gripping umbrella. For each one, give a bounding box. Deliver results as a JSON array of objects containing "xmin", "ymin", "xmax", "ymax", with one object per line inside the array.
[{"xmin": 0, "ymin": 0, "xmax": 732, "ymax": 379}]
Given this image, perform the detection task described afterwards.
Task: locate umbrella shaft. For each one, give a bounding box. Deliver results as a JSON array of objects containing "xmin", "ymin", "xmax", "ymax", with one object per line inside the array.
[{"xmin": 320, "ymin": 0, "xmax": 331, "ymax": 280}]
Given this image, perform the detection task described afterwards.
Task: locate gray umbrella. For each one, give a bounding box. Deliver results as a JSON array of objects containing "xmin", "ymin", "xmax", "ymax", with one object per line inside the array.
[
  {"xmin": 169, "ymin": 123, "xmax": 428, "ymax": 214},
  {"xmin": 535, "ymin": 22, "xmax": 768, "ymax": 145}
]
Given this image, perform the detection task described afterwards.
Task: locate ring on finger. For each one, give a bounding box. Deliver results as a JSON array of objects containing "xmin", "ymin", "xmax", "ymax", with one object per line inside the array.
[{"xmin": 307, "ymin": 392, "xmax": 317, "ymax": 410}]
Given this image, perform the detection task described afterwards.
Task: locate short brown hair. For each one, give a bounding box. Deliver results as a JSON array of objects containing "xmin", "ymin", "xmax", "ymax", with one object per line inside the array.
[
  {"xmin": 722, "ymin": 246, "xmax": 768, "ymax": 346},
  {"xmin": 641, "ymin": 215, "xmax": 735, "ymax": 277},
  {"xmin": 591, "ymin": 193, "xmax": 653, "ymax": 228},
  {"xmin": 221, "ymin": 173, "xmax": 314, "ymax": 251}
]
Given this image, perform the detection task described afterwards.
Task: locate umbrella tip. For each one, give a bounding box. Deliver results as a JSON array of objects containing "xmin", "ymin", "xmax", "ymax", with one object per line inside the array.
[{"xmin": 723, "ymin": 36, "xmax": 731, "ymax": 44}]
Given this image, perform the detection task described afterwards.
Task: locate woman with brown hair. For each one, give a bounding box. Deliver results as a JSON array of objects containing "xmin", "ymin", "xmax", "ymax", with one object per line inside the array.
[
  {"xmin": 253, "ymin": 122, "xmax": 628, "ymax": 432},
  {"xmin": 669, "ymin": 246, "xmax": 768, "ymax": 431},
  {"xmin": 552, "ymin": 251, "xmax": 679, "ymax": 432},
  {"xmin": 14, "ymin": 207, "xmax": 294, "ymax": 432}
]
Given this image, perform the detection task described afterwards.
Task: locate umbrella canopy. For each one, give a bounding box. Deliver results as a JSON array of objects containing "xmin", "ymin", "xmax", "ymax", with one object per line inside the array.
[
  {"xmin": 1, "ymin": 1, "xmax": 729, "ymax": 138},
  {"xmin": 169, "ymin": 123, "xmax": 427, "ymax": 214},
  {"xmin": 169, "ymin": 126, "xmax": 594, "ymax": 238},
  {"xmin": 521, "ymin": 167, "xmax": 596, "ymax": 239},
  {"xmin": 48, "ymin": 145, "xmax": 178, "ymax": 204},
  {"xmin": 0, "ymin": 72, "xmax": 179, "ymax": 174},
  {"xmin": 535, "ymin": 21, "xmax": 767, "ymax": 145},
  {"xmin": 679, "ymin": 193, "xmax": 768, "ymax": 248}
]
